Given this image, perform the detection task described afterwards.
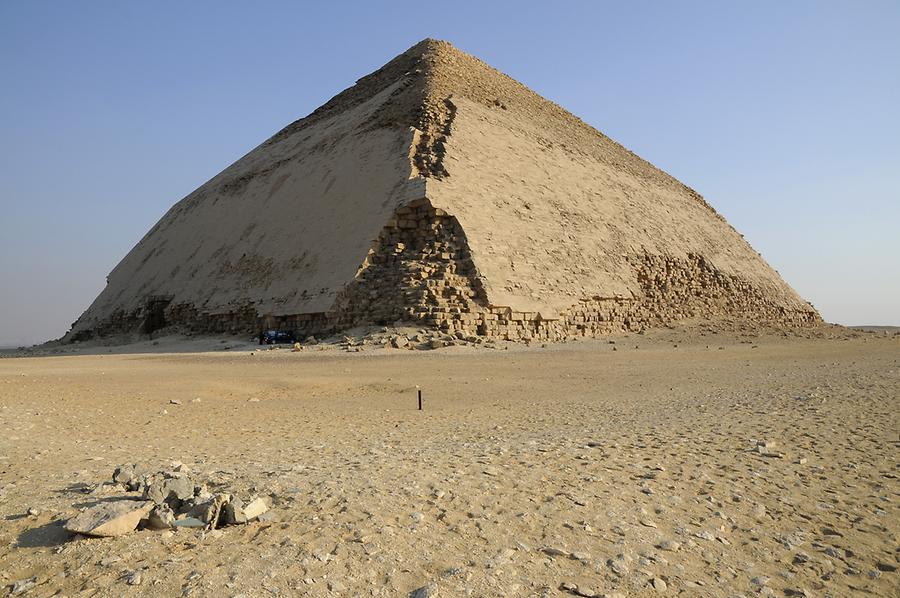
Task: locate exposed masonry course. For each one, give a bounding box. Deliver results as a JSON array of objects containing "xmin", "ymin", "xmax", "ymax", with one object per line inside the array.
[{"xmin": 65, "ymin": 39, "xmax": 820, "ymax": 343}]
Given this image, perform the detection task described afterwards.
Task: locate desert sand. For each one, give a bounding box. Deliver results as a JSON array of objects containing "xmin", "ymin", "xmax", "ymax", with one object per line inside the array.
[{"xmin": 1, "ymin": 327, "xmax": 897, "ymax": 597}]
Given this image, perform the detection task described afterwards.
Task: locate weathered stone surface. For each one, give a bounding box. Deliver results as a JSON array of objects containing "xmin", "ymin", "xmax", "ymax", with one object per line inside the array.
[
  {"xmin": 173, "ymin": 516, "xmax": 206, "ymax": 528},
  {"xmin": 187, "ymin": 493, "xmax": 229, "ymax": 527},
  {"xmin": 143, "ymin": 474, "xmax": 194, "ymax": 506},
  {"xmin": 112, "ymin": 464, "xmax": 134, "ymax": 484},
  {"xmin": 64, "ymin": 499, "xmax": 154, "ymax": 537},
  {"xmin": 145, "ymin": 504, "xmax": 175, "ymax": 530},
  {"xmin": 409, "ymin": 584, "xmax": 436, "ymax": 598},
  {"xmin": 658, "ymin": 539, "xmax": 681, "ymax": 552},
  {"xmin": 242, "ymin": 497, "xmax": 268, "ymax": 521},
  {"xmin": 113, "ymin": 463, "xmax": 146, "ymax": 491},
  {"xmin": 223, "ymin": 497, "xmax": 247, "ymax": 525},
  {"xmin": 63, "ymin": 40, "xmax": 819, "ymax": 345},
  {"xmin": 10, "ymin": 577, "xmax": 37, "ymax": 596}
]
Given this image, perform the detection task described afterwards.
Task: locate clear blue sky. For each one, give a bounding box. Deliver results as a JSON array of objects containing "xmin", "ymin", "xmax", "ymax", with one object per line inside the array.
[{"xmin": 1, "ymin": 1, "xmax": 898, "ymax": 346}]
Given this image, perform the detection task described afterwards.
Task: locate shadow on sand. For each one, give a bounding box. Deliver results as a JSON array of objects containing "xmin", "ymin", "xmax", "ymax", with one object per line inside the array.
[{"xmin": 17, "ymin": 520, "xmax": 70, "ymax": 548}]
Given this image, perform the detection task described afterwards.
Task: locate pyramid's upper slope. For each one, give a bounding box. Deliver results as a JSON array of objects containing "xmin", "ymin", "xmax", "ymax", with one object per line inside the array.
[{"xmin": 269, "ymin": 39, "xmax": 714, "ymax": 209}]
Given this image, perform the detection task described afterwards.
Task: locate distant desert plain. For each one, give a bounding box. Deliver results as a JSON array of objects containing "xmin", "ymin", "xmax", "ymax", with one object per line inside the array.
[{"xmin": 1, "ymin": 323, "xmax": 897, "ymax": 597}]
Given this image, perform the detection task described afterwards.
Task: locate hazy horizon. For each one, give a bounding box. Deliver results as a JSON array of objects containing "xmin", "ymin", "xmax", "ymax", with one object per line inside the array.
[{"xmin": 1, "ymin": 2, "xmax": 898, "ymax": 346}]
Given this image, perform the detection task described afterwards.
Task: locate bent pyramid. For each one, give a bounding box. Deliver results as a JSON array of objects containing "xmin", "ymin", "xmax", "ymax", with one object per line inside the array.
[{"xmin": 66, "ymin": 39, "xmax": 820, "ymax": 343}]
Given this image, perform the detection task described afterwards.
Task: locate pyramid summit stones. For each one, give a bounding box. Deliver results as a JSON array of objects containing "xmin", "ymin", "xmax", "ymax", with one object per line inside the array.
[{"xmin": 66, "ymin": 39, "xmax": 820, "ymax": 343}]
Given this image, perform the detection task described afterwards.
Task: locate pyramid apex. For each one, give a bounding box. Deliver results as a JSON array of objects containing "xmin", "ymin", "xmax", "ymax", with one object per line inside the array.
[
  {"xmin": 407, "ymin": 37, "xmax": 457, "ymax": 51},
  {"xmin": 395, "ymin": 38, "xmax": 470, "ymax": 68}
]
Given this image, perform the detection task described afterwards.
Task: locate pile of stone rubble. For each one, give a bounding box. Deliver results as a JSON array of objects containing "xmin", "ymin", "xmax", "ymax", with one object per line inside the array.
[{"xmin": 63, "ymin": 464, "xmax": 270, "ymax": 538}]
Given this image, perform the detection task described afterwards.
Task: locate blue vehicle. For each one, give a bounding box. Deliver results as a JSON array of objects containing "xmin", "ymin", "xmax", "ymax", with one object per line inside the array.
[{"xmin": 258, "ymin": 330, "xmax": 296, "ymax": 345}]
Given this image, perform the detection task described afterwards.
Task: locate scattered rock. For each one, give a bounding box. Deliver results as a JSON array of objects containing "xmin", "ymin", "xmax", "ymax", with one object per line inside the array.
[
  {"xmin": 652, "ymin": 577, "xmax": 667, "ymax": 592},
  {"xmin": 657, "ymin": 539, "xmax": 681, "ymax": 552},
  {"xmin": 328, "ymin": 579, "xmax": 346, "ymax": 592},
  {"xmin": 224, "ymin": 497, "xmax": 248, "ymax": 524},
  {"xmin": 173, "ymin": 517, "xmax": 206, "ymax": 528},
  {"xmin": 570, "ymin": 551, "xmax": 591, "ymax": 562},
  {"xmin": 145, "ymin": 504, "xmax": 176, "ymax": 529},
  {"xmin": 112, "ymin": 463, "xmax": 144, "ymax": 491},
  {"xmin": 62, "ymin": 467, "xmax": 277, "ymax": 539},
  {"xmin": 242, "ymin": 497, "xmax": 269, "ymax": 521},
  {"xmin": 64, "ymin": 499, "xmax": 154, "ymax": 537},
  {"xmin": 9, "ymin": 577, "xmax": 37, "ymax": 596},
  {"xmin": 793, "ymin": 551, "xmax": 811, "ymax": 565},
  {"xmin": 185, "ymin": 492, "xmax": 229, "ymax": 527},
  {"xmin": 89, "ymin": 481, "xmax": 128, "ymax": 496},
  {"xmin": 608, "ymin": 555, "xmax": 630, "ymax": 576},
  {"xmin": 143, "ymin": 474, "xmax": 194, "ymax": 506},
  {"xmin": 755, "ymin": 440, "xmax": 783, "ymax": 458},
  {"xmin": 409, "ymin": 583, "xmax": 436, "ymax": 598}
]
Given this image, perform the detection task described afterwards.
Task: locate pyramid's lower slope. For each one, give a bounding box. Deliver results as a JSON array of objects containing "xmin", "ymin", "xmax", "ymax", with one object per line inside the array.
[
  {"xmin": 67, "ymin": 80, "xmax": 426, "ymax": 339},
  {"xmin": 66, "ymin": 40, "xmax": 819, "ymax": 343}
]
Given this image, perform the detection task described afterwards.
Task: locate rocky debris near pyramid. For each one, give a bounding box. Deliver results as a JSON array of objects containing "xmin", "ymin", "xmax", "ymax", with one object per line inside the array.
[
  {"xmin": 64, "ymin": 498, "xmax": 154, "ymax": 538},
  {"xmin": 64, "ymin": 39, "xmax": 820, "ymax": 344},
  {"xmin": 62, "ymin": 465, "xmax": 272, "ymax": 539}
]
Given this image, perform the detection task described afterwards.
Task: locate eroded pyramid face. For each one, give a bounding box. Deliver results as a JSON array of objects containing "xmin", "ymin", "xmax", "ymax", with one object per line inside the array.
[{"xmin": 66, "ymin": 39, "xmax": 819, "ymax": 343}]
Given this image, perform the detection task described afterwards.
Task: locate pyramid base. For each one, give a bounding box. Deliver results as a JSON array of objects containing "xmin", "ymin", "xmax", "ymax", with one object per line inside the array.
[{"xmin": 66, "ymin": 202, "xmax": 820, "ymax": 344}]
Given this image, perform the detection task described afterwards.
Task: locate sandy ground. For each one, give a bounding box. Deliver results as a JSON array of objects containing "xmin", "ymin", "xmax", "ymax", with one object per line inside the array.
[{"xmin": 1, "ymin": 331, "xmax": 898, "ymax": 597}]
